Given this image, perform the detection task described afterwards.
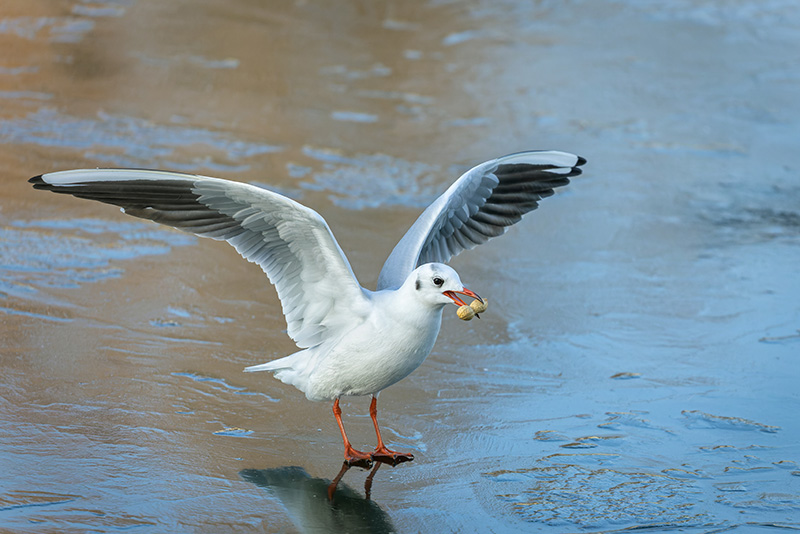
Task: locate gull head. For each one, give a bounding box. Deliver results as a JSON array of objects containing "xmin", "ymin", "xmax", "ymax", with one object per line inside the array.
[{"xmin": 409, "ymin": 263, "xmax": 483, "ymax": 309}]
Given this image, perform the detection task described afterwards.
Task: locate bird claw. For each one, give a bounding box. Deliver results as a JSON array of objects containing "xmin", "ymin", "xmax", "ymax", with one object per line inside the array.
[
  {"xmin": 371, "ymin": 449, "xmax": 414, "ymax": 466},
  {"xmin": 344, "ymin": 448, "xmax": 374, "ymax": 469},
  {"xmin": 345, "ymin": 456, "xmax": 373, "ymax": 469}
]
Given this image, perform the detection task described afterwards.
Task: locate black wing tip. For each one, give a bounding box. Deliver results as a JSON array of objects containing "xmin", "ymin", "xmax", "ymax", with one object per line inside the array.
[
  {"xmin": 576, "ymin": 155, "xmax": 587, "ymax": 167},
  {"xmin": 29, "ymin": 174, "xmax": 50, "ymax": 189}
]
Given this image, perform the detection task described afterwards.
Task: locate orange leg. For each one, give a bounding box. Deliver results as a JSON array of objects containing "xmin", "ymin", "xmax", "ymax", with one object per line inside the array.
[
  {"xmin": 333, "ymin": 398, "xmax": 372, "ymax": 467},
  {"xmin": 369, "ymin": 396, "xmax": 414, "ymax": 464}
]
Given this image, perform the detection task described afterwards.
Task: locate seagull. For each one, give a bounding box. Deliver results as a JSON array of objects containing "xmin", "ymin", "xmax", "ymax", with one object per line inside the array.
[{"xmin": 30, "ymin": 150, "xmax": 585, "ymax": 466}]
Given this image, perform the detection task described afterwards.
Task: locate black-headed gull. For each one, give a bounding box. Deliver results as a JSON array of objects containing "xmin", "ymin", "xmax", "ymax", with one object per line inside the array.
[{"xmin": 30, "ymin": 150, "xmax": 584, "ymax": 466}]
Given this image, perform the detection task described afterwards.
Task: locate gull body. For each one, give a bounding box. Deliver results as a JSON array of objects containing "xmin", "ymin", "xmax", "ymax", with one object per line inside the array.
[
  {"xmin": 30, "ymin": 150, "xmax": 585, "ymax": 465},
  {"xmin": 251, "ymin": 263, "xmax": 458, "ymax": 402}
]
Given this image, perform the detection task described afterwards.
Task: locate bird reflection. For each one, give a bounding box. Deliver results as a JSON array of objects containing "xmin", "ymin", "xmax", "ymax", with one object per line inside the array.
[
  {"xmin": 240, "ymin": 462, "xmax": 395, "ymax": 533},
  {"xmin": 327, "ymin": 461, "xmax": 383, "ymax": 501}
]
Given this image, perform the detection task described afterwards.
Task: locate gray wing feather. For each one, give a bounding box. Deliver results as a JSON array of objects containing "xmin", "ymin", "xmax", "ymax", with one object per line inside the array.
[
  {"xmin": 377, "ymin": 150, "xmax": 585, "ymax": 290},
  {"xmin": 30, "ymin": 169, "xmax": 370, "ymax": 349}
]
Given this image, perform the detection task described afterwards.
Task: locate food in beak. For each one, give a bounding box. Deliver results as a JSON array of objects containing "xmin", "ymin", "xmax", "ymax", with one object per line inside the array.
[
  {"xmin": 457, "ymin": 305, "xmax": 476, "ymax": 321},
  {"xmin": 444, "ymin": 288, "xmax": 487, "ymax": 321},
  {"xmin": 469, "ymin": 298, "xmax": 488, "ymax": 314}
]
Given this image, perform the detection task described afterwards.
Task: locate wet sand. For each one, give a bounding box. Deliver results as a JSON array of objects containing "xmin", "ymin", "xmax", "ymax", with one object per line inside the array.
[{"xmin": 2, "ymin": 0, "xmax": 800, "ymax": 532}]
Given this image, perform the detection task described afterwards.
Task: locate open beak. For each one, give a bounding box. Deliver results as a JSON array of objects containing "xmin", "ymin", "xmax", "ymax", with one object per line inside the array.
[{"xmin": 443, "ymin": 288, "xmax": 483, "ymax": 307}]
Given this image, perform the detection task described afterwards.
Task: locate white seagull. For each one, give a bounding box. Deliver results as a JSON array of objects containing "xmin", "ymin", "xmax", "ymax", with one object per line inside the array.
[{"xmin": 31, "ymin": 150, "xmax": 585, "ymax": 466}]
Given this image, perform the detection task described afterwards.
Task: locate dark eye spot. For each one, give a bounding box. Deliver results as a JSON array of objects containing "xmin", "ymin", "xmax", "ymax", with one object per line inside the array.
[
  {"xmin": 415, "ymin": 279, "xmax": 421, "ymax": 291},
  {"xmin": 433, "ymin": 276, "xmax": 444, "ymax": 287}
]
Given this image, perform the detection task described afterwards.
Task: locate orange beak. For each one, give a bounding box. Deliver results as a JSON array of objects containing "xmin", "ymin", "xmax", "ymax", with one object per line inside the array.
[{"xmin": 443, "ymin": 288, "xmax": 483, "ymax": 307}]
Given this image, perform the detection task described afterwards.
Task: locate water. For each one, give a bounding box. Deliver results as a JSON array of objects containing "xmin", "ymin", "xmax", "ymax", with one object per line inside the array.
[{"xmin": 1, "ymin": 0, "xmax": 799, "ymax": 532}]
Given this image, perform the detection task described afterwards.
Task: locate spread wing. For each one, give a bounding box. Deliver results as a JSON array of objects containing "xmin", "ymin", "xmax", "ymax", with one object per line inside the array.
[
  {"xmin": 377, "ymin": 150, "xmax": 585, "ymax": 290},
  {"xmin": 30, "ymin": 169, "xmax": 370, "ymax": 349}
]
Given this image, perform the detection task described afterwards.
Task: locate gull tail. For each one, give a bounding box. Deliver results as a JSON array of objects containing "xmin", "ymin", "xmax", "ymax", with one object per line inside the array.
[
  {"xmin": 245, "ymin": 347, "xmax": 312, "ymax": 375},
  {"xmin": 244, "ymin": 350, "xmax": 315, "ymax": 398},
  {"xmin": 244, "ymin": 359, "xmax": 289, "ymax": 373}
]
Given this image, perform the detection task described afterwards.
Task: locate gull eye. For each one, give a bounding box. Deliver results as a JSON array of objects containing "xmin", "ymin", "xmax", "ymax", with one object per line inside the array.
[{"xmin": 433, "ymin": 276, "xmax": 444, "ymax": 287}]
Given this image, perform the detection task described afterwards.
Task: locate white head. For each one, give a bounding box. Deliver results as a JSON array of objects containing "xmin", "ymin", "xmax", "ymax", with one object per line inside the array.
[{"xmin": 407, "ymin": 263, "xmax": 483, "ymax": 309}]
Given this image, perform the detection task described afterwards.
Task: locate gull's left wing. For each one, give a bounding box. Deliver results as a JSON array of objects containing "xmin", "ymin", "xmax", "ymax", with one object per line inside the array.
[{"xmin": 377, "ymin": 151, "xmax": 585, "ymax": 290}]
